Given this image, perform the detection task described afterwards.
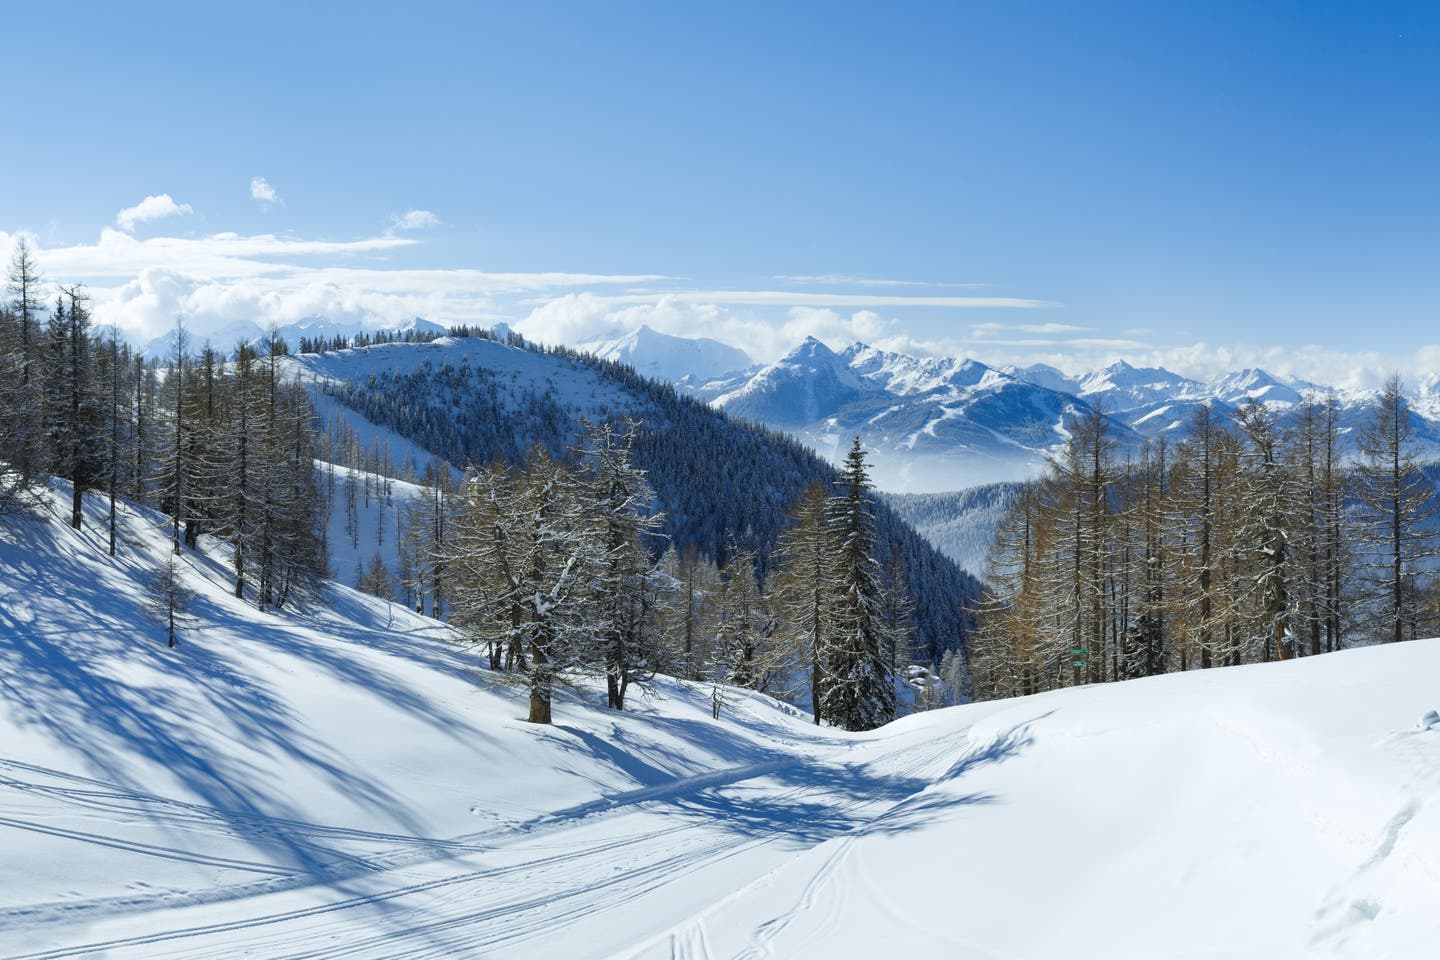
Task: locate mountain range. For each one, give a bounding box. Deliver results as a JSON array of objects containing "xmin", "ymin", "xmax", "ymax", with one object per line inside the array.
[{"xmin": 574, "ymin": 326, "xmax": 1440, "ymax": 493}]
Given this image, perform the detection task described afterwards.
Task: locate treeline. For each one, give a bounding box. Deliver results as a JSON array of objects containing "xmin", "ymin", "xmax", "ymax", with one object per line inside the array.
[
  {"xmin": 974, "ymin": 381, "xmax": 1436, "ymax": 700},
  {"xmin": 429, "ymin": 425, "xmax": 907, "ymax": 729},
  {"xmin": 0, "ymin": 241, "xmax": 325, "ymax": 610},
  {"xmin": 297, "ymin": 327, "xmax": 448, "ymax": 355}
]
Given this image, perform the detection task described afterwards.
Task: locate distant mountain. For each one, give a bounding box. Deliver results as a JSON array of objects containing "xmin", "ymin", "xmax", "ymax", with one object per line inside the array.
[
  {"xmin": 650, "ymin": 340, "xmax": 1440, "ymax": 493},
  {"xmin": 392, "ymin": 316, "xmax": 448, "ymax": 338},
  {"xmin": 716, "ymin": 337, "xmax": 878, "ymax": 427},
  {"xmin": 705, "ymin": 340, "xmax": 1120, "ymax": 492},
  {"xmin": 581, "ymin": 325, "xmax": 754, "ymax": 384}
]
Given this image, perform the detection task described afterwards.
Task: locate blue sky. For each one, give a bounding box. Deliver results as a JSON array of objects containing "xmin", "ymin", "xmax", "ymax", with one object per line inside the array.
[{"xmin": 3, "ymin": 1, "xmax": 1439, "ymax": 384}]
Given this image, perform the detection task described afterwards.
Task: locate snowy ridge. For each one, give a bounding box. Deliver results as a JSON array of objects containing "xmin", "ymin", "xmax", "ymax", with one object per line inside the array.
[{"xmin": 580, "ymin": 324, "xmax": 754, "ymax": 383}]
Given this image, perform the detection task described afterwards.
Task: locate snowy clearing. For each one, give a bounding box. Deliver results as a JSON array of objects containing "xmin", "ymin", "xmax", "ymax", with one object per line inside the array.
[{"xmin": 1, "ymin": 487, "xmax": 1438, "ymax": 958}]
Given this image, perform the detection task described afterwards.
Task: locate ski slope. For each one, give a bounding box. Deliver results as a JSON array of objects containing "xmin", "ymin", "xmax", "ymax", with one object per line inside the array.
[{"xmin": 2, "ymin": 486, "xmax": 1439, "ymax": 958}]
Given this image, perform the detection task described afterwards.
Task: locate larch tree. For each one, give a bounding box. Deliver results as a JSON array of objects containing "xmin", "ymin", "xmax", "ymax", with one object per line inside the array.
[
  {"xmin": 577, "ymin": 419, "xmax": 668, "ymax": 711},
  {"xmin": 1354, "ymin": 374, "xmax": 1436, "ymax": 644},
  {"xmin": 771, "ymin": 480, "xmax": 833, "ymax": 723}
]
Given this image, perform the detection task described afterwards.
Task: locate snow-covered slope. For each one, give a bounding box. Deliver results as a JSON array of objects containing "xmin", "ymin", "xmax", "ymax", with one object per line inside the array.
[
  {"xmin": 716, "ymin": 336, "xmax": 879, "ymax": 427},
  {"xmin": 581, "ymin": 324, "xmax": 754, "ymax": 383},
  {"xmin": 5, "ymin": 484, "xmax": 1439, "ymax": 958},
  {"xmin": 712, "ymin": 340, "xmax": 1108, "ymax": 492},
  {"xmin": 651, "ymin": 646, "xmax": 1440, "ymax": 959}
]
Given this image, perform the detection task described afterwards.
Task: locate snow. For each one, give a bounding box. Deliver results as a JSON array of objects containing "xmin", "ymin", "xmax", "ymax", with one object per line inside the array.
[
  {"xmin": 4, "ymin": 484, "xmax": 1440, "ymax": 958},
  {"xmin": 581, "ymin": 325, "xmax": 754, "ymax": 384}
]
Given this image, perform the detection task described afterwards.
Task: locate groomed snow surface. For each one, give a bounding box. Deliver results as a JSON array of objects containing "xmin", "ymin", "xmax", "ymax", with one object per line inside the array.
[{"xmin": 2, "ymin": 487, "xmax": 1438, "ymax": 958}]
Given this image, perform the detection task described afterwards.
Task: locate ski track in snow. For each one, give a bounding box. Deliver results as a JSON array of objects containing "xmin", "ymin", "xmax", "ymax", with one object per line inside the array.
[
  {"xmin": 2, "ymin": 734, "xmax": 960, "ymax": 960},
  {"xmin": 7, "ymin": 483, "xmax": 1440, "ymax": 958}
]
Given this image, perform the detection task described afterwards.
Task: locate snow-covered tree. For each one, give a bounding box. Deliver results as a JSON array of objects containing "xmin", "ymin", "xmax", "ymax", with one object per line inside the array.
[
  {"xmin": 576, "ymin": 419, "xmax": 668, "ymax": 710},
  {"xmin": 822, "ymin": 438, "xmax": 894, "ymax": 731},
  {"xmin": 1354, "ymin": 375, "xmax": 1436, "ymax": 644}
]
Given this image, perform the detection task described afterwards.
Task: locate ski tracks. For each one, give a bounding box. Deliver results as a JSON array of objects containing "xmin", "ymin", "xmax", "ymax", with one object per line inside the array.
[{"xmin": 2, "ymin": 753, "xmax": 818, "ymax": 959}]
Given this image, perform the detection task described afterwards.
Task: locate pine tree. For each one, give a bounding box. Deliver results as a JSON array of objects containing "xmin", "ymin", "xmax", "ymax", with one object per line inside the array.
[{"xmin": 821, "ymin": 438, "xmax": 894, "ymax": 731}]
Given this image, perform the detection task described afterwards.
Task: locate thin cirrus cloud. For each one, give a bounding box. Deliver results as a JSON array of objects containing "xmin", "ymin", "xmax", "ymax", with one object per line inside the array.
[
  {"xmin": 582, "ymin": 290, "xmax": 1054, "ymax": 310},
  {"xmin": 115, "ymin": 194, "xmax": 193, "ymax": 232},
  {"xmin": 774, "ymin": 274, "xmax": 986, "ymax": 289},
  {"xmin": 969, "ymin": 321, "xmax": 1094, "ymax": 338}
]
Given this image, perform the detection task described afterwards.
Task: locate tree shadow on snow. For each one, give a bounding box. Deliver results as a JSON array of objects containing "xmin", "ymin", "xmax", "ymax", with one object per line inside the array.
[
  {"xmin": 527, "ymin": 713, "xmax": 1043, "ymax": 847},
  {"xmin": 0, "ymin": 505, "xmax": 494, "ymax": 940}
]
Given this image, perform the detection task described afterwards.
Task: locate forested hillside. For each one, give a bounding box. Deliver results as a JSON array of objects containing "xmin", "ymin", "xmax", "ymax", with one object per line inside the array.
[
  {"xmin": 973, "ymin": 390, "xmax": 1440, "ymax": 700},
  {"xmin": 300, "ymin": 331, "xmax": 978, "ymax": 662},
  {"xmin": 884, "ymin": 482, "xmax": 1021, "ymax": 576}
]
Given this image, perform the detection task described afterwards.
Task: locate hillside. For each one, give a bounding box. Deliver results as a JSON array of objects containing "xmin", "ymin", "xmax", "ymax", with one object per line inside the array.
[
  {"xmin": 287, "ymin": 333, "xmax": 977, "ymax": 662},
  {"xmin": 3, "ymin": 487, "xmax": 1437, "ymax": 958},
  {"xmin": 885, "ymin": 483, "xmax": 1021, "ymax": 576}
]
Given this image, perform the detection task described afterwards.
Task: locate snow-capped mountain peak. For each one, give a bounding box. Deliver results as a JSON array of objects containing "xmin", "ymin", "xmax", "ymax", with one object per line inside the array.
[
  {"xmin": 715, "ymin": 336, "xmax": 874, "ymax": 427},
  {"xmin": 1208, "ymin": 367, "xmax": 1304, "ymax": 405},
  {"xmin": 581, "ymin": 324, "xmax": 754, "ymax": 383}
]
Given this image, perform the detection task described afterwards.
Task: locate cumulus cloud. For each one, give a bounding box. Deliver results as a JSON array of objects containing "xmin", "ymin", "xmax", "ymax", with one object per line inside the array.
[
  {"xmin": 115, "ymin": 194, "xmax": 193, "ymax": 232},
  {"xmin": 390, "ymin": 209, "xmax": 441, "ymax": 232},
  {"xmin": 250, "ymin": 176, "xmax": 281, "ymax": 206}
]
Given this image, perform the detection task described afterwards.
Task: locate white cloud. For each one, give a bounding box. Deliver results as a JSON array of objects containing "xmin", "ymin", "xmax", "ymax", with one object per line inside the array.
[
  {"xmin": 250, "ymin": 176, "xmax": 281, "ymax": 206},
  {"xmin": 38, "ymin": 229, "xmax": 417, "ymax": 281},
  {"xmin": 5, "ymin": 225, "xmax": 672, "ymax": 343},
  {"xmin": 390, "ymin": 209, "xmax": 441, "ymax": 232},
  {"xmin": 970, "ymin": 321, "xmax": 1093, "ymax": 338},
  {"xmin": 582, "ymin": 290, "xmax": 1053, "ymax": 310},
  {"xmin": 774, "ymin": 274, "xmax": 985, "ymax": 289},
  {"xmin": 115, "ymin": 194, "xmax": 193, "ymax": 232}
]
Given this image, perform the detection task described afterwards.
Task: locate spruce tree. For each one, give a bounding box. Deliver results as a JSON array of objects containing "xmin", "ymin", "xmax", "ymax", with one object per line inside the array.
[{"xmin": 822, "ymin": 438, "xmax": 893, "ymax": 731}]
